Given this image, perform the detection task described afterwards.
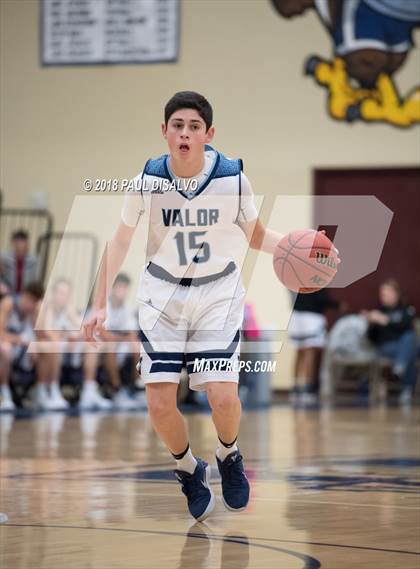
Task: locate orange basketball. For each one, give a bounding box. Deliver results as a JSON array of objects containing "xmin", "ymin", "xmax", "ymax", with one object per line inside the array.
[{"xmin": 273, "ymin": 230, "xmax": 339, "ymax": 293}]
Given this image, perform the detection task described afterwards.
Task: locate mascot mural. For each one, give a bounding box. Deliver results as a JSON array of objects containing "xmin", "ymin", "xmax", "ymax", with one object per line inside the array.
[{"xmin": 271, "ymin": 0, "xmax": 420, "ymax": 128}]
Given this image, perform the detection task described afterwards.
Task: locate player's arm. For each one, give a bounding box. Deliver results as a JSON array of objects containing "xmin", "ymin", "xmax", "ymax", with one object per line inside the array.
[
  {"xmin": 235, "ymin": 172, "xmax": 284, "ymax": 254},
  {"xmin": 83, "ymin": 220, "xmax": 136, "ymax": 343},
  {"xmin": 83, "ymin": 184, "xmax": 143, "ymax": 343},
  {"xmin": 238, "ymin": 218, "xmax": 283, "ymax": 254},
  {"xmin": 240, "ymin": 219, "xmax": 339, "ymax": 259},
  {"xmin": 236, "ymin": 173, "xmax": 338, "ymax": 258}
]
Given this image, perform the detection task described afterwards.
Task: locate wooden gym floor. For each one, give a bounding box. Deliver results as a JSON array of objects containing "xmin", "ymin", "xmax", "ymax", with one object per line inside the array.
[{"xmin": 1, "ymin": 405, "xmax": 419, "ymax": 568}]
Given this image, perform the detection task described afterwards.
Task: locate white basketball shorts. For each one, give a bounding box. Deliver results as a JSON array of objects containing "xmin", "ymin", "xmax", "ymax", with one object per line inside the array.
[{"xmin": 138, "ymin": 267, "xmax": 245, "ymax": 391}]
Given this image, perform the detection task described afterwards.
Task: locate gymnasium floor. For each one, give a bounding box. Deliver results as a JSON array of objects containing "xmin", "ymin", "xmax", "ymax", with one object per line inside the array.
[{"xmin": 1, "ymin": 405, "xmax": 419, "ymax": 568}]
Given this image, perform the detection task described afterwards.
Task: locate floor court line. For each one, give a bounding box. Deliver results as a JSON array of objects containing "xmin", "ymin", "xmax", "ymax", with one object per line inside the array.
[
  {"xmin": 2, "ymin": 524, "xmax": 322, "ymax": 569},
  {"xmin": 3, "ymin": 523, "xmax": 419, "ymax": 557},
  {"xmin": 2, "ymin": 488, "xmax": 419, "ymax": 509}
]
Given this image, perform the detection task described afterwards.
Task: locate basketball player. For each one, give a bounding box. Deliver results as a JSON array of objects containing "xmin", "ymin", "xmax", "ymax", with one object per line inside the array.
[{"xmin": 83, "ymin": 92, "xmax": 281, "ymax": 521}]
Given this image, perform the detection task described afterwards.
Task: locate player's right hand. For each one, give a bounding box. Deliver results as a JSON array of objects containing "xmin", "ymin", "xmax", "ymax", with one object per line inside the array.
[{"xmin": 83, "ymin": 307, "xmax": 106, "ymax": 346}]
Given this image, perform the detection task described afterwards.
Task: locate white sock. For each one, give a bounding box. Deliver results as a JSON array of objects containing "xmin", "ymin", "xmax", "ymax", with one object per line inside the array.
[
  {"xmin": 216, "ymin": 438, "xmax": 238, "ymax": 462},
  {"xmin": 83, "ymin": 380, "xmax": 97, "ymax": 393},
  {"xmin": 174, "ymin": 447, "xmax": 197, "ymax": 474},
  {"xmin": 0, "ymin": 384, "xmax": 12, "ymax": 401},
  {"xmin": 50, "ymin": 382, "xmax": 62, "ymax": 397},
  {"xmin": 36, "ymin": 383, "xmax": 49, "ymax": 396}
]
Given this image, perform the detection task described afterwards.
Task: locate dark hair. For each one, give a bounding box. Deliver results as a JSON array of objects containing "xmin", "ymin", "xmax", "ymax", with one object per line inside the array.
[
  {"xmin": 114, "ymin": 273, "xmax": 131, "ymax": 286},
  {"xmin": 12, "ymin": 229, "xmax": 29, "ymax": 241},
  {"xmin": 23, "ymin": 281, "xmax": 44, "ymax": 301},
  {"xmin": 164, "ymin": 91, "xmax": 213, "ymax": 131}
]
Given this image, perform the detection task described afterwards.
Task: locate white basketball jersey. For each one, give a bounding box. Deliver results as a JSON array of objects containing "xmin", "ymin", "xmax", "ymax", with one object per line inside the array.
[{"xmin": 121, "ymin": 146, "xmax": 258, "ymax": 279}]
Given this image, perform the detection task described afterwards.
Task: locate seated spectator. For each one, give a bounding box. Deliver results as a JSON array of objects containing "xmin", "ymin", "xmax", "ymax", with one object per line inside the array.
[
  {"xmin": 0, "ymin": 282, "xmax": 67, "ymax": 411},
  {"xmin": 364, "ymin": 278, "xmax": 418, "ymax": 405},
  {"xmin": 0, "ymin": 230, "xmax": 39, "ymax": 295},
  {"xmin": 288, "ymin": 288, "xmax": 339, "ymax": 406},
  {"xmin": 0, "ymin": 260, "xmax": 10, "ymax": 299},
  {"xmin": 83, "ymin": 273, "xmax": 141, "ymax": 410},
  {"xmin": 320, "ymin": 313, "xmax": 377, "ymax": 401},
  {"xmin": 38, "ymin": 278, "xmax": 111, "ymax": 410}
]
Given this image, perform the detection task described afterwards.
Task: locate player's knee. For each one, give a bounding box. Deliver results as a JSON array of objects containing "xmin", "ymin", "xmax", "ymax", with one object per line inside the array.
[
  {"xmin": 146, "ymin": 388, "xmax": 177, "ymax": 420},
  {"xmin": 207, "ymin": 390, "xmax": 239, "ymax": 414}
]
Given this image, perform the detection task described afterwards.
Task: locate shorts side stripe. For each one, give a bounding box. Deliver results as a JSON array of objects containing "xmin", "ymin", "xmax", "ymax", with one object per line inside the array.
[
  {"xmin": 140, "ymin": 330, "xmax": 184, "ymax": 362},
  {"xmin": 186, "ymin": 330, "xmax": 240, "ymax": 362},
  {"xmin": 150, "ymin": 362, "xmax": 184, "ymax": 374}
]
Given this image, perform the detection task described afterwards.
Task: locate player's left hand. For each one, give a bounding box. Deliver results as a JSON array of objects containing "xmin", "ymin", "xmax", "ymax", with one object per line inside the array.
[
  {"xmin": 83, "ymin": 307, "xmax": 107, "ymax": 346},
  {"xmin": 319, "ymin": 230, "xmax": 340, "ymax": 260}
]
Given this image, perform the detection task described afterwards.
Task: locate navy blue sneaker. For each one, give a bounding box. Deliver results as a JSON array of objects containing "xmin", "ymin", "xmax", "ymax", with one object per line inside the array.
[
  {"xmin": 216, "ymin": 450, "xmax": 250, "ymax": 511},
  {"xmin": 174, "ymin": 458, "xmax": 215, "ymax": 521}
]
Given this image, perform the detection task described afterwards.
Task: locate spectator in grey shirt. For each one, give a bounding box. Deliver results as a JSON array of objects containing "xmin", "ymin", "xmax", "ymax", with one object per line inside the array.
[{"xmin": 0, "ymin": 230, "xmax": 39, "ymax": 295}]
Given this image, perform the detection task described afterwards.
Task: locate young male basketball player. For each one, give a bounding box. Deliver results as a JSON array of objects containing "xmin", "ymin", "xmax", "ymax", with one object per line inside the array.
[{"xmin": 83, "ymin": 92, "xmax": 281, "ymax": 521}]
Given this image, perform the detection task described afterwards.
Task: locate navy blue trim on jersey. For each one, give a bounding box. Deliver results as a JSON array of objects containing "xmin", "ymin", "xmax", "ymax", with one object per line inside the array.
[
  {"xmin": 140, "ymin": 330, "xmax": 184, "ymax": 360},
  {"xmin": 144, "ymin": 156, "xmax": 171, "ymax": 180},
  {"xmin": 213, "ymin": 154, "xmax": 243, "ymax": 180},
  {"xmin": 140, "ymin": 331, "xmax": 184, "ymax": 375},
  {"xmin": 236, "ymin": 171, "xmax": 242, "ymax": 222},
  {"xmin": 143, "ymin": 146, "xmax": 243, "ymax": 200},
  {"xmin": 185, "ymin": 330, "xmax": 240, "ymax": 371},
  {"xmin": 140, "ymin": 160, "xmax": 151, "ymax": 196},
  {"xmin": 147, "ymin": 261, "xmax": 236, "ymax": 287},
  {"xmin": 164, "ymin": 151, "xmax": 221, "ymax": 200},
  {"xmin": 150, "ymin": 362, "xmax": 183, "ymax": 374}
]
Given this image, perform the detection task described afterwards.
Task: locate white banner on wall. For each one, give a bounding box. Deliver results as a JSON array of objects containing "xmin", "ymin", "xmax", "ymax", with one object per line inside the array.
[{"xmin": 41, "ymin": 0, "xmax": 179, "ymax": 65}]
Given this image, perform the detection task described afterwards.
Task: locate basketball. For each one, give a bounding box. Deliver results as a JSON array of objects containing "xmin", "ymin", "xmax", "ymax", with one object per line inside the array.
[{"xmin": 273, "ymin": 230, "xmax": 339, "ymax": 293}]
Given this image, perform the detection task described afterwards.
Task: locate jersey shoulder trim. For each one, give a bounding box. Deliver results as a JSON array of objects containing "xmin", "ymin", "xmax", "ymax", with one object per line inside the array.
[
  {"xmin": 143, "ymin": 146, "xmax": 243, "ymax": 185},
  {"xmin": 143, "ymin": 155, "xmax": 171, "ymax": 179},
  {"xmin": 212, "ymin": 147, "xmax": 243, "ymax": 179}
]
